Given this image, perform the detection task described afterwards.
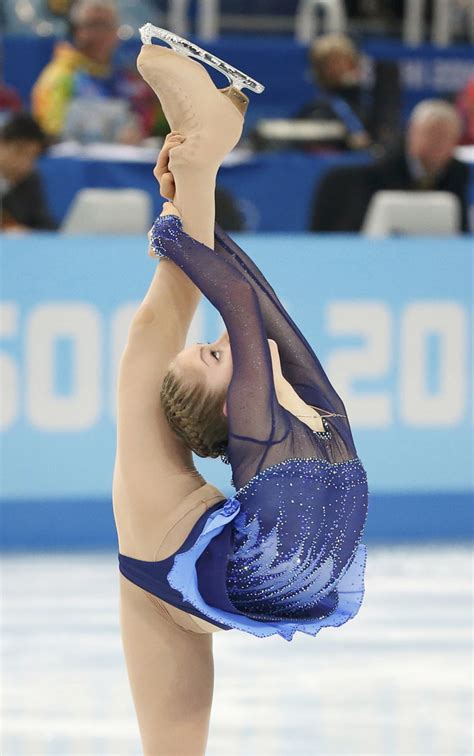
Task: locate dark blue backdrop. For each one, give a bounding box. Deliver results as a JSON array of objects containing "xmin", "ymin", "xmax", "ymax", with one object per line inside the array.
[
  {"xmin": 4, "ymin": 34, "xmax": 474, "ymax": 132},
  {"xmin": 39, "ymin": 150, "xmax": 375, "ymax": 231},
  {"xmin": 6, "ymin": 33, "xmax": 474, "ymax": 231}
]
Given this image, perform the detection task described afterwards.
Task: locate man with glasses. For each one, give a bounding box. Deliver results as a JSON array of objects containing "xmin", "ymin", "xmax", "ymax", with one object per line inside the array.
[{"xmin": 32, "ymin": 0, "xmax": 162, "ymax": 143}]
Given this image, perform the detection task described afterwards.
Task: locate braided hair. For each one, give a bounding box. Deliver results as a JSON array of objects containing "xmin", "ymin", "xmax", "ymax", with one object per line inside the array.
[{"xmin": 160, "ymin": 367, "xmax": 229, "ymax": 459}]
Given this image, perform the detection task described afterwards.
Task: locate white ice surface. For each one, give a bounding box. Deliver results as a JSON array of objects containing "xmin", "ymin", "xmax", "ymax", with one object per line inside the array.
[{"xmin": 1, "ymin": 544, "xmax": 472, "ymax": 756}]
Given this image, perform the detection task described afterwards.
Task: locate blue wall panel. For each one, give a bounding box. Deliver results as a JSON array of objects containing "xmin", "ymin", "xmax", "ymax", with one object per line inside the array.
[{"xmin": 1, "ymin": 233, "xmax": 472, "ymax": 547}]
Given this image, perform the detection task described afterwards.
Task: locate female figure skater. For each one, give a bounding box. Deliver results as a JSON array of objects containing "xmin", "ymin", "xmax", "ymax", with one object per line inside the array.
[{"xmin": 113, "ymin": 26, "xmax": 368, "ymax": 755}]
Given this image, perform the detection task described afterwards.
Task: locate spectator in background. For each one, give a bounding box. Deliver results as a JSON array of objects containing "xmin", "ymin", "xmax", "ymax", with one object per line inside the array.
[
  {"xmin": 310, "ymin": 99, "xmax": 468, "ymax": 232},
  {"xmin": 0, "ymin": 82, "xmax": 22, "ymax": 123},
  {"xmin": 0, "ymin": 35, "xmax": 23, "ymax": 126},
  {"xmin": 295, "ymin": 34, "xmax": 372, "ymax": 152},
  {"xmin": 0, "ymin": 113, "xmax": 57, "ymax": 231},
  {"xmin": 456, "ymin": 77, "xmax": 474, "ymax": 145},
  {"xmin": 31, "ymin": 0, "xmax": 167, "ymax": 143}
]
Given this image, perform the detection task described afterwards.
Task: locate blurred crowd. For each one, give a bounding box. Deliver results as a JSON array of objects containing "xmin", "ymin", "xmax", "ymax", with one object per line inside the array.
[
  {"xmin": 1, "ymin": 0, "xmax": 473, "ymax": 234},
  {"xmin": 311, "ymin": 98, "xmax": 469, "ymax": 232},
  {"xmin": 28, "ymin": 0, "xmax": 168, "ymax": 143}
]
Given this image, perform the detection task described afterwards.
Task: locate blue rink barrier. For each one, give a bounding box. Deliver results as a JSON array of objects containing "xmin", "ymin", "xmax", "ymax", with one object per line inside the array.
[{"xmin": 1, "ymin": 233, "xmax": 472, "ymax": 549}]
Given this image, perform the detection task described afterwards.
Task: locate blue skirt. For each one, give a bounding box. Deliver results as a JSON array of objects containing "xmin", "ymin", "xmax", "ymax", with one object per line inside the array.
[
  {"xmin": 120, "ymin": 457, "xmax": 368, "ymax": 642},
  {"xmin": 169, "ymin": 456, "xmax": 368, "ymax": 641}
]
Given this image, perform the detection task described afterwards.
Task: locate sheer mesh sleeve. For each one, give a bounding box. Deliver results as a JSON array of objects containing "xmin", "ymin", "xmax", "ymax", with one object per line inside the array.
[
  {"xmin": 150, "ymin": 214, "xmax": 289, "ymax": 486},
  {"xmin": 212, "ymin": 222, "xmax": 357, "ymax": 456}
]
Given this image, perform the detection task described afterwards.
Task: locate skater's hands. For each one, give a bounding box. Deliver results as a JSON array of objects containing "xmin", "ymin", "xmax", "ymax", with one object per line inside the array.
[
  {"xmin": 148, "ymin": 132, "xmax": 184, "ymax": 257},
  {"xmin": 153, "ymin": 131, "xmax": 185, "ymax": 200}
]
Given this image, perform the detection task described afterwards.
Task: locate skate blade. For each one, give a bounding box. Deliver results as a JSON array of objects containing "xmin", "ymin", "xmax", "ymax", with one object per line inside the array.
[{"xmin": 139, "ymin": 23, "xmax": 265, "ymax": 95}]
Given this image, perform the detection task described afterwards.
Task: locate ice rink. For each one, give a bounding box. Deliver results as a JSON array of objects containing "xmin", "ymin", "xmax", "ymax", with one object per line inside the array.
[{"xmin": 2, "ymin": 543, "xmax": 472, "ymax": 756}]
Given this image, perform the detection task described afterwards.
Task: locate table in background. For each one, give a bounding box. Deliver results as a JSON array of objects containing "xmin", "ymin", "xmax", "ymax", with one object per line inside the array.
[{"xmin": 38, "ymin": 148, "xmax": 474, "ymax": 232}]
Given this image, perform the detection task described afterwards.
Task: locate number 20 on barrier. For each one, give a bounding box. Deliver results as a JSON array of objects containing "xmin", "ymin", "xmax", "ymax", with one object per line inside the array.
[{"xmin": 0, "ymin": 300, "xmax": 468, "ymax": 432}]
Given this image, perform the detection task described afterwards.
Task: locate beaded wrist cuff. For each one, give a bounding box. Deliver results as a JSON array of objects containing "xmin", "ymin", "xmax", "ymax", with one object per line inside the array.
[{"xmin": 149, "ymin": 212, "xmax": 184, "ymax": 259}]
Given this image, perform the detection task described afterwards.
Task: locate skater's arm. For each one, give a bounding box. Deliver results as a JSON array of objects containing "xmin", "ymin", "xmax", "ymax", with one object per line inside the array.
[
  {"xmin": 212, "ymin": 224, "xmax": 347, "ymax": 420},
  {"xmin": 210, "ymin": 226, "xmax": 358, "ymax": 457},
  {"xmin": 149, "ymin": 209, "xmax": 285, "ymax": 445}
]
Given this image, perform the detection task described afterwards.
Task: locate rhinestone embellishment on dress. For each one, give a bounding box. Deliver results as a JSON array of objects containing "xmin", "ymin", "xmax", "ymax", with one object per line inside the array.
[
  {"xmin": 225, "ymin": 456, "xmax": 368, "ymax": 620},
  {"xmin": 150, "ymin": 212, "xmax": 183, "ymax": 258},
  {"xmin": 310, "ymin": 416, "xmax": 332, "ymax": 439}
]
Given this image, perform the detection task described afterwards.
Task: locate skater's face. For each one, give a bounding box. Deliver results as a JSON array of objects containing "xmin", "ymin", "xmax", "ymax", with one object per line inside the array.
[{"xmin": 172, "ymin": 330, "xmax": 233, "ymax": 408}]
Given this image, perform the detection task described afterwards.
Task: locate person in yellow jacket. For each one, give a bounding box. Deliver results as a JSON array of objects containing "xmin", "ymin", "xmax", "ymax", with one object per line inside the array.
[{"xmin": 32, "ymin": 0, "xmax": 168, "ymax": 142}]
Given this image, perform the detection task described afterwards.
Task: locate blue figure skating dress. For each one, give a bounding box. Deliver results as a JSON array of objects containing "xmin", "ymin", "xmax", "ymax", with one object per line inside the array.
[{"xmin": 118, "ymin": 214, "xmax": 369, "ymax": 641}]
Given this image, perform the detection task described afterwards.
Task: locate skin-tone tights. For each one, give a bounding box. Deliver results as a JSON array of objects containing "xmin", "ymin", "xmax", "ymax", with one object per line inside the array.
[{"xmin": 114, "ymin": 48, "xmax": 245, "ymax": 755}]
